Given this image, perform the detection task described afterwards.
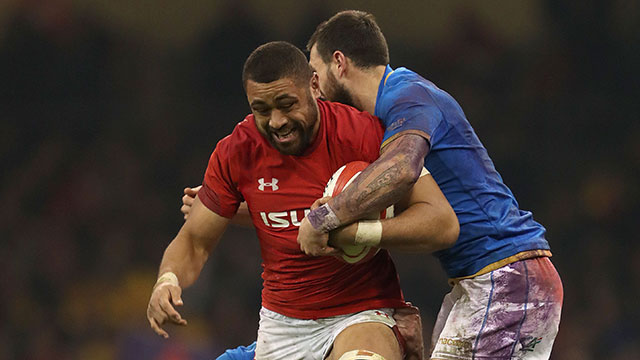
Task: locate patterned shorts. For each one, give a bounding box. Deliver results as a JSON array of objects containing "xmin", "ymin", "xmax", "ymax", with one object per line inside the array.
[{"xmin": 430, "ymin": 257, "xmax": 563, "ymax": 360}]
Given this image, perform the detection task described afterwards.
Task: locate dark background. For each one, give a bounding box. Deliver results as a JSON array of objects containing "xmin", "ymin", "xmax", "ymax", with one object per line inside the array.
[{"xmin": 1, "ymin": 0, "xmax": 638, "ymax": 359}]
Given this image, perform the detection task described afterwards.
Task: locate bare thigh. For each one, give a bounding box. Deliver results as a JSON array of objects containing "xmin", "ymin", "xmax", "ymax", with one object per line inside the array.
[{"xmin": 327, "ymin": 322, "xmax": 402, "ymax": 360}]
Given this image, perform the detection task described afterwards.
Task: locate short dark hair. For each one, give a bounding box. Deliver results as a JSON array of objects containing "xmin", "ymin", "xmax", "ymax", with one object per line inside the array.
[
  {"xmin": 307, "ymin": 10, "xmax": 389, "ymax": 68},
  {"xmin": 242, "ymin": 41, "xmax": 313, "ymax": 89}
]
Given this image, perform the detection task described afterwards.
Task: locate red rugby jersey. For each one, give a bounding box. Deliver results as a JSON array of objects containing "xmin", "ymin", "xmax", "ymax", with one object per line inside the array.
[{"xmin": 200, "ymin": 99, "xmax": 405, "ymax": 319}]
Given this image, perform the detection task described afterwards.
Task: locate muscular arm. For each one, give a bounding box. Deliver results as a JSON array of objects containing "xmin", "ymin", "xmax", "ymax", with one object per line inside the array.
[
  {"xmin": 182, "ymin": 186, "xmax": 252, "ymax": 227},
  {"xmin": 160, "ymin": 195, "xmax": 231, "ymax": 288},
  {"xmin": 308, "ymin": 133, "xmax": 429, "ymax": 231},
  {"xmin": 148, "ymin": 195, "xmax": 231, "ymax": 338},
  {"xmin": 329, "ymin": 172, "xmax": 459, "ymax": 252}
]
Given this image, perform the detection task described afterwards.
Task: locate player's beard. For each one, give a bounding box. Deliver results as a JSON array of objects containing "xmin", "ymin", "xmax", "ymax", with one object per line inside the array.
[
  {"xmin": 324, "ymin": 69, "xmax": 356, "ymax": 109},
  {"xmin": 266, "ymin": 95, "xmax": 318, "ymax": 156}
]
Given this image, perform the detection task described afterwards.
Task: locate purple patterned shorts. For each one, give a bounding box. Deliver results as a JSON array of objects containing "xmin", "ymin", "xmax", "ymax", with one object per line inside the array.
[{"xmin": 430, "ymin": 257, "xmax": 563, "ymax": 360}]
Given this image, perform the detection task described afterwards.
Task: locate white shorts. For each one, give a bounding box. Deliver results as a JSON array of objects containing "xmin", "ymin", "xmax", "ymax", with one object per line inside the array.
[
  {"xmin": 255, "ymin": 307, "xmax": 397, "ymax": 360},
  {"xmin": 430, "ymin": 257, "xmax": 563, "ymax": 360}
]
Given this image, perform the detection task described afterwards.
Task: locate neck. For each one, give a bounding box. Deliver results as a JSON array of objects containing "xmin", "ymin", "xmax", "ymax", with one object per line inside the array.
[
  {"xmin": 346, "ymin": 65, "xmax": 387, "ymax": 114},
  {"xmin": 310, "ymin": 98, "xmax": 321, "ymax": 140}
]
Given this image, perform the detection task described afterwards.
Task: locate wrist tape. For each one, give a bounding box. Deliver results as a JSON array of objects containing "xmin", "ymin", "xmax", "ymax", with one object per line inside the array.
[
  {"xmin": 311, "ymin": 203, "xmax": 341, "ymax": 232},
  {"xmin": 354, "ymin": 220, "xmax": 383, "ymax": 247},
  {"xmin": 154, "ymin": 272, "xmax": 179, "ymax": 289}
]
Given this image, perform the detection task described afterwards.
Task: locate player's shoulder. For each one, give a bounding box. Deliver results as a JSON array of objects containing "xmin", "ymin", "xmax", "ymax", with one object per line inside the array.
[
  {"xmin": 388, "ymin": 67, "xmax": 430, "ymax": 85},
  {"xmin": 211, "ymin": 114, "xmax": 261, "ymax": 164},
  {"xmin": 319, "ymin": 100, "xmax": 384, "ymax": 150},
  {"xmin": 385, "ymin": 68, "xmax": 435, "ymax": 96},
  {"xmin": 378, "ymin": 67, "xmax": 445, "ymax": 112},
  {"xmin": 218, "ymin": 114, "xmax": 260, "ymax": 148},
  {"xmin": 319, "ymin": 99, "xmax": 381, "ymax": 128}
]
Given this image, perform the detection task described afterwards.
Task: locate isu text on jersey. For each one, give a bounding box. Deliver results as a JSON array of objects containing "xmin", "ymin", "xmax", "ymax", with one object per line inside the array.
[
  {"xmin": 199, "ymin": 99, "xmax": 406, "ymax": 319},
  {"xmin": 259, "ymin": 209, "xmax": 311, "ymax": 228}
]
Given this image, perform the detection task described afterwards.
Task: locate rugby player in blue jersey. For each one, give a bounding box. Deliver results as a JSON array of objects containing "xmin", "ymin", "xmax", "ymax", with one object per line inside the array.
[
  {"xmin": 296, "ymin": 10, "xmax": 563, "ymax": 360},
  {"xmin": 182, "ymin": 10, "xmax": 562, "ymax": 360}
]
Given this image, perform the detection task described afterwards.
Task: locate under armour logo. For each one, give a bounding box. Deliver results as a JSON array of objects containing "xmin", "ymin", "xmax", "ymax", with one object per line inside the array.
[{"xmin": 258, "ymin": 178, "xmax": 279, "ymax": 191}]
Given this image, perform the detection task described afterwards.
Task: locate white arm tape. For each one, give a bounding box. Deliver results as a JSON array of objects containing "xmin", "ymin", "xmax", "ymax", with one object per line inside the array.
[
  {"xmin": 354, "ymin": 220, "xmax": 383, "ymax": 247},
  {"xmin": 155, "ymin": 272, "xmax": 179, "ymax": 289}
]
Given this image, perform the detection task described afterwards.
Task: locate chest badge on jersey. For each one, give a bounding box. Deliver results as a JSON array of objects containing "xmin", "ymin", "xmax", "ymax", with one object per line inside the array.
[{"xmin": 258, "ymin": 178, "xmax": 279, "ymax": 191}]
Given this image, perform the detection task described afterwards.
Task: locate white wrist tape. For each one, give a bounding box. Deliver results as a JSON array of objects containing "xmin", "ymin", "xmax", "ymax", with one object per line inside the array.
[
  {"xmin": 354, "ymin": 220, "xmax": 383, "ymax": 247},
  {"xmin": 155, "ymin": 272, "xmax": 179, "ymax": 289}
]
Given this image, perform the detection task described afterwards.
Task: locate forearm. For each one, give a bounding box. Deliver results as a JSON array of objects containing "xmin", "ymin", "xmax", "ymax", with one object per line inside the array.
[
  {"xmin": 378, "ymin": 202, "xmax": 458, "ymax": 252},
  {"xmin": 330, "ymin": 172, "xmax": 459, "ymax": 252},
  {"xmin": 158, "ymin": 232, "xmax": 210, "ymax": 289},
  {"xmin": 309, "ymin": 134, "xmax": 429, "ymax": 231},
  {"xmin": 330, "ymin": 202, "xmax": 458, "ymax": 253}
]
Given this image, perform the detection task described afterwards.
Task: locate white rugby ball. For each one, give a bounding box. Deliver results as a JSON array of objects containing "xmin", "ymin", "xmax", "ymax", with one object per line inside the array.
[{"xmin": 323, "ymin": 161, "xmax": 393, "ymax": 264}]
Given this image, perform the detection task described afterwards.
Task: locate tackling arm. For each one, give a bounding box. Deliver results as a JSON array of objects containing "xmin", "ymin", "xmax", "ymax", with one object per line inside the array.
[
  {"xmin": 307, "ymin": 134, "xmax": 428, "ymax": 231},
  {"xmin": 297, "ymin": 134, "xmax": 429, "ymax": 256},
  {"xmin": 329, "ymin": 171, "xmax": 459, "ymax": 253}
]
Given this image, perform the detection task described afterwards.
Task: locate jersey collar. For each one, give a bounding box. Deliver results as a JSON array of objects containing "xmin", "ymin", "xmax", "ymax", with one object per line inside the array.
[{"xmin": 374, "ymin": 65, "xmax": 394, "ymax": 117}]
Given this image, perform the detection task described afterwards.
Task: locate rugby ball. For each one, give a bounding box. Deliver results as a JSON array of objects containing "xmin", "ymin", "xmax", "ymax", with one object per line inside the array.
[{"xmin": 323, "ymin": 161, "xmax": 394, "ymax": 264}]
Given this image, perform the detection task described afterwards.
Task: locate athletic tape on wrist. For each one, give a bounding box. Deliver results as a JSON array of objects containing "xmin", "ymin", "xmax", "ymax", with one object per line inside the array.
[
  {"xmin": 354, "ymin": 220, "xmax": 383, "ymax": 247},
  {"xmin": 154, "ymin": 272, "xmax": 179, "ymax": 289},
  {"xmin": 310, "ymin": 203, "xmax": 341, "ymax": 232}
]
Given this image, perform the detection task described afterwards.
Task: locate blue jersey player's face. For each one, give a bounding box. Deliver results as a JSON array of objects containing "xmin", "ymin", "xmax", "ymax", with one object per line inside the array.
[
  {"xmin": 309, "ymin": 45, "xmax": 357, "ymax": 109},
  {"xmin": 246, "ymin": 77, "xmax": 320, "ymax": 156}
]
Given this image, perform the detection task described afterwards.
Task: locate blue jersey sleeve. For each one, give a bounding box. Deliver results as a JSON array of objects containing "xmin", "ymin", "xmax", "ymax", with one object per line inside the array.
[
  {"xmin": 377, "ymin": 81, "xmax": 444, "ymax": 150},
  {"xmin": 216, "ymin": 342, "xmax": 256, "ymax": 360}
]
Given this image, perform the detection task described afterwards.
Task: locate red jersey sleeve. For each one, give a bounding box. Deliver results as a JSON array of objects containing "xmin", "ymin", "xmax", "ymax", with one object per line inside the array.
[{"xmin": 200, "ymin": 136, "xmax": 243, "ymax": 218}]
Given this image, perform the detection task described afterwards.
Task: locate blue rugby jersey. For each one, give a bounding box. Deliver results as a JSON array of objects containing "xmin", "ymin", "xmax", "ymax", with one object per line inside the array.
[{"xmin": 375, "ymin": 65, "xmax": 551, "ymax": 278}]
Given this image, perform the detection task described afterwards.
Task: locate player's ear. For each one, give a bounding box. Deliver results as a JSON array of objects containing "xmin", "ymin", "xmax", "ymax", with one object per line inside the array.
[
  {"xmin": 310, "ymin": 72, "xmax": 322, "ymax": 99},
  {"xmin": 332, "ymin": 51, "xmax": 347, "ymax": 77}
]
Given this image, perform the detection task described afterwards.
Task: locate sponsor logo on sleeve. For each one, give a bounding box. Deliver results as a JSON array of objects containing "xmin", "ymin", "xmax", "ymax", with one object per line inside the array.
[{"xmin": 387, "ymin": 117, "xmax": 407, "ymax": 131}]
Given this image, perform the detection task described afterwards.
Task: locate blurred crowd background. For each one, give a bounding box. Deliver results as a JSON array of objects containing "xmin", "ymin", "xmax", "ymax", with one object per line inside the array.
[{"xmin": 1, "ymin": 0, "xmax": 638, "ymax": 359}]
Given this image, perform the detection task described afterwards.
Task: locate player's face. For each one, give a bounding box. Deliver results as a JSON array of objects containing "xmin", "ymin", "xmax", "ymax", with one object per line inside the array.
[
  {"xmin": 246, "ymin": 77, "xmax": 320, "ymax": 156},
  {"xmin": 309, "ymin": 45, "xmax": 357, "ymax": 108}
]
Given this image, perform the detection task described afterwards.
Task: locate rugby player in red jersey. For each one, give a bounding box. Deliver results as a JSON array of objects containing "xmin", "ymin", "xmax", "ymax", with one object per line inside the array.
[{"xmin": 147, "ymin": 41, "xmax": 458, "ymax": 360}]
